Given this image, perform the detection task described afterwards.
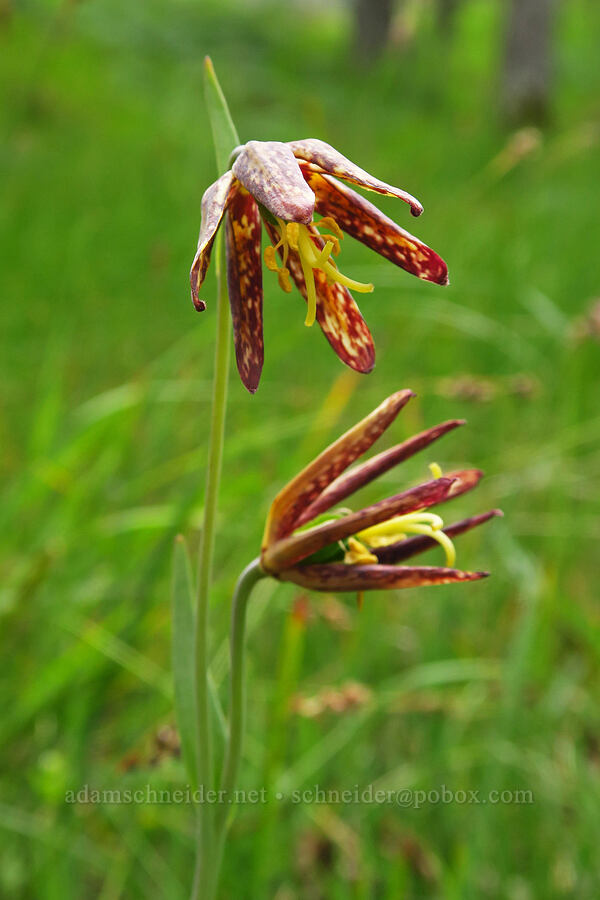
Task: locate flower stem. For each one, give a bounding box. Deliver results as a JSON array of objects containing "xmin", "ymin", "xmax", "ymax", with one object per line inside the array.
[
  {"xmin": 191, "ymin": 231, "xmax": 231, "ymax": 899},
  {"xmin": 209, "ymin": 558, "xmax": 266, "ymax": 898}
]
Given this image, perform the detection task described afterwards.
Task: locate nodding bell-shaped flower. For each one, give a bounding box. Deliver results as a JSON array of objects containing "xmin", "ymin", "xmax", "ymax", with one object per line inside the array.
[
  {"xmin": 260, "ymin": 390, "xmax": 501, "ymax": 597},
  {"xmin": 190, "ymin": 140, "xmax": 449, "ymax": 393}
]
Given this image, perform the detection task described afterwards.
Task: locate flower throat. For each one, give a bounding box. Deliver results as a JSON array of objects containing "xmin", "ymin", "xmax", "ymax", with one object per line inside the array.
[{"xmin": 264, "ymin": 216, "xmax": 374, "ymax": 327}]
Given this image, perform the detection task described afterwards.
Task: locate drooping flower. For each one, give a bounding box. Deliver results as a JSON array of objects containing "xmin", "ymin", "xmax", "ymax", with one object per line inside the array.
[
  {"xmin": 191, "ymin": 140, "xmax": 448, "ymax": 393},
  {"xmin": 260, "ymin": 390, "xmax": 501, "ymax": 595}
]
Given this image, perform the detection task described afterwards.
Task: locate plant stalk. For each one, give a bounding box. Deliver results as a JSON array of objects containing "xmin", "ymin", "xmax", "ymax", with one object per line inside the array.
[
  {"xmin": 209, "ymin": 558, "xmax": 265, "ymax": 898},
  {"xmin": 191, "ymin": 231, "xmax": 231, "ymax": 900}
]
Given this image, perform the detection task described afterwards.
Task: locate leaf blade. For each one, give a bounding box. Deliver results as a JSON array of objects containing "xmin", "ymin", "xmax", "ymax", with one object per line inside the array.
[{"xmin": 203, "ymin": 56, "xmax": 240, "ymax": 175}]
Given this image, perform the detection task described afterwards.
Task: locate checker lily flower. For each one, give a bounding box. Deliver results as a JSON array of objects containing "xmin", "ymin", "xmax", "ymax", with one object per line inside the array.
[
  {"xmin": 190, "ymin": 139, "xmax": 448, "ymax": 393},
  {"xmin": 260, "ymin": 390, "xmax": 501, "ymax": 594}
]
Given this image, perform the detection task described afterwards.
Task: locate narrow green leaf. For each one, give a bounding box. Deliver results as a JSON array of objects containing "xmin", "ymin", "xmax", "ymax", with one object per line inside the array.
[
  {"xmin": 171, "ymin": 535, "xmax": 198, "ymax": 788},
  {"xmin": 203, "ymin": 56, "xmax": 240, "ymax": 175}
]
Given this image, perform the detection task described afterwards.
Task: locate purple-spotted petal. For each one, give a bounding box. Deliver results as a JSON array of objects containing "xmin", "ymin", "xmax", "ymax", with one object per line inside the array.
[
  {"xmin": 296, "ymin": 419, "xmax": 465, "ymax": 528},
  {"xmin": 262, "ymin": 476, "xmax": 456, "ymax": 574},
  {"xmin": 374, "ymin": 509, "xmax": 503, "ymax": 564},
  {"xmin": 190, "ymin": 171, "xmax": 236, "ymax": 311},
  {"xmin": 289, "ymin": 139, "xmax": 423, "ymax": 216},
  {"xmin": 232, "ymin": 140, "xmax": 315, "ymax": 225},
  {"xmin": 226, "ymin": 188, "xmax": 263, "ymax": 393},
  {"xmin": 303, "ymin": 168, "xmax": 449, "ymax": 285},
  {"xmin": 278, "ymin": 563, "xmax": 488, "ymax": 592},
  {"xmin": 264, "ymin": 220, "xmax": 376, "ymax": 379},
  {"xmin": 262, "ymin": 390, "xmax": 414, "ymax": 548}
]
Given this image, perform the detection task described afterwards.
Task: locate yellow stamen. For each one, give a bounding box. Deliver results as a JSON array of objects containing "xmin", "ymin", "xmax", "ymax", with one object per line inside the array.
[
  {"xmin": 265, "ymin": 213, "xmax": 374, "ymax": 327},
  {"xmin": 286, "ymin": 222, "xmax": 300, "ymax": 251},
  {"xmin": 358, "ymin": 512, "xmax": 445, "ymax": 544},
  {"xmin": 320, "ymin": 258, "xmax": 374, "ymax": 294},
  {"xmin": 429, "ymin": 462, "xmax": 443, "ymax": 479},
  {"xmin": 278, "ymin": 267, "xmax": 292, "ymax": 292},
  {"xmin": 355, "ymin": 505, "xmax": 457, "ymax": 568},
  {"xmin": 318, "ymin": 216, "xmax": 344, "ymax": 240},
  {"xmin": 344, "ymin": 537, "xmax": 378, "ymax": 566},
  {"xmin": 327, "ymin": 236, "xmax": 341, "ymax": 256},
  {"xmin": 264, "ymin": 245, "xmax": 280, "ymax": 272}
]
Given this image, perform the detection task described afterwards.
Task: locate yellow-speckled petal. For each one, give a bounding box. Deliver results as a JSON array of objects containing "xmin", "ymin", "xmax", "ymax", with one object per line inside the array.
[
  {"xmin": 263, "ymin": 389, "xmax": 415, "ymax": 548},
  {"xmin": 303, "ymin": 168, "xmax": 449, "ymax": 285},
  {"xmin": 263, "ymin": 221, "xmax": 376, "ymax": 377},
  {"xmin": 226, "ymin": 188, "xmax": 264, "ymax": 393}
]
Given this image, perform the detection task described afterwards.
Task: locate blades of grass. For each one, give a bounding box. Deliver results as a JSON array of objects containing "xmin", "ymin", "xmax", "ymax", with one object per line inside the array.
[
  {"xmin": 0, "ymin": 802, "xmax": 109, "ymax": 870},
  {"xmin": 276, "ymin": 706, "xmax": 372, "ymax": 795},
  {"xmin": 97, "ymin": 853, "xmax": 131, "ymax": 900},
  {"xmin": 74, "ymin": 383, "xmax": 143, "ymax": 426},
  {"xmin": 172, "ymin": 536, "xmax": 199, "ymax": 789},
  {"xmin": 497, "ymin": 529, "xmax": 543, "ymax": 716},
  {"xmin": 463, "ymin": 529, "xmax": 543, "ymax": 889},
  {"xmin": 354, "ymin": 286, "xmax": 541, "ymax": 366},
  {"xmin": 203, "ymin": 56, "xmax": 240, "ymax": 174},
  {"xmin": 298, "ymin": 369, "xmax": 361, "ymax": 462},
  {"xmin": 100, "ymin": 505, "xmax": 181, "ymax": 535},
  {"xmin": 254, "ymin": 596, "xmax": 308, "ymax": 891},
  {"xmin": 264, "ymin": 597, "xmax": 308, "ymax": 780},
  {"xmin": 520, "ymin": 288, "xmax": 569, "ymax": 339},
  {"xmin": 208, "ymin": 670, "xmax": 227, "ymax": 745},
  {"xmin": 377, "ymin": 657, "xmax": 502, "ymax": 700},
  {"xmin": 306, "ymin": 805, "xmax": 368, "ymax": 892},
  {"xmin": 61, "ymin": 614, "xmax": 172, "ymax": 697},
  {"xmin": 100, "ymin": 804, "xmax": 187, "ymax": 900},
  {"xmin": 28, "ymin": 341, "xmax": 65, "ymax": 462},
  {"xmin": 277, "ymin": 658, "xmax": 501, "ymax": 793}
]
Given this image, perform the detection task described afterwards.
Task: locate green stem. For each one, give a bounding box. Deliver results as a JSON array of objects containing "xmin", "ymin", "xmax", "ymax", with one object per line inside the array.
[
  {"xmin": 209, "ymin": 558, "xmax": 266, "ymax": 898},
  {"xmin": 191, "ymin": 231, "xmax": 231, "ymax": 900}
]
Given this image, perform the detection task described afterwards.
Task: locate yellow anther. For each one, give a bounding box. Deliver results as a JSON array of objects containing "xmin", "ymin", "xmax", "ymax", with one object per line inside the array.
[
  {"xmin": 328, "ymin": 236, "xmax": 341, "ymax": 257},
  {"xmin": 277, "ymin": 267, "xmax": 292, "ymax": 293},
  {"xmin": 264, "ymin": 245, "xmax": 280, "ymax": 272},
  {"xmin": 344, "ymin": 537, "xmax": 378, "ymax": 566},
  {"xmin": 286, "ymin": 222, "xmax": 300, "ymax": 250},
  {"xmin": 429, "ymin": 462, "xmax": 443, "ymax": 479},
  {"xmin": 318, "ymin": 216, "xmax": 344, "ymax": 240}
]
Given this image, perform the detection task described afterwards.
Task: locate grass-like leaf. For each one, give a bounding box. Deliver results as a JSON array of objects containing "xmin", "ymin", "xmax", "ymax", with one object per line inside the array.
[{"xmin": 203, "ymin": 56, "xmax": 240, "ymax": 175}]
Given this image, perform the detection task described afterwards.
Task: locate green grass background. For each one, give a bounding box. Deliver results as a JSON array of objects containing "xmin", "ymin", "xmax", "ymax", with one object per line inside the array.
[{"xmin": 2, "ymin": 0, "xmax": 600, "ymax": 896}]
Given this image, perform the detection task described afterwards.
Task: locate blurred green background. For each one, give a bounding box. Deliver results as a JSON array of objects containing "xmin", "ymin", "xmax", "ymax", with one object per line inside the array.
[{"xmin": 2, "ymin": 0, "xmax": 600, "ymax": 897}]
